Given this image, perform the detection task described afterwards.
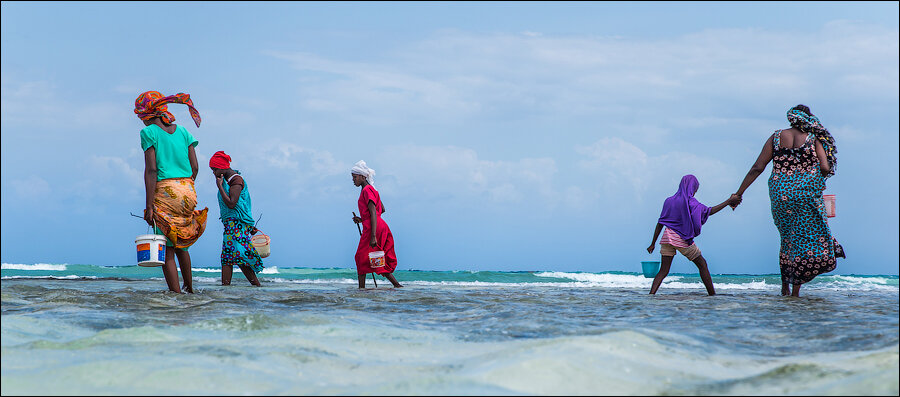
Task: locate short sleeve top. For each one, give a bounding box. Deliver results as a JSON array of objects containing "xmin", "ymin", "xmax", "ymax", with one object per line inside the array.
[
  {"xmin": 140, "ymin": 124, "xmax": 199, "ymax": 181},
  {"xmin": 358, "ymin": 185, "xmax": 384, "ymax": 220}
]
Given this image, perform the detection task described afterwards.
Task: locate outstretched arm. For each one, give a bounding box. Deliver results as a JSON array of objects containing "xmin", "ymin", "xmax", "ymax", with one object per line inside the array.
[
  {"xmin": 709, "ymin": 194, "xmax": 742, "ymax": 216},
  {"xmin": 733, "ymin": 134, "xmax": 775, "ymax": 200},
  {"xmin": 647, "ymin": 223, "xmax": 663, "ymax": 254}
]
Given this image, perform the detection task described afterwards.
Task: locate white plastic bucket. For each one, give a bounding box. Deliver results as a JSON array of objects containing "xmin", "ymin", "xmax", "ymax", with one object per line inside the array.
[
  {"xmin": 368, "ymin": 251, "xmax": 386, "ymax": 268},
  {"xmin": 823, "ymin": 194, "xmax": 836, "ymax": 218},
  {"xmin": 135, "ymin": 234, "xmax": 166, "ymax": 267},
  {"xmin": 251, "ymin": 233, "xmax": 270, "ymax": 258}
]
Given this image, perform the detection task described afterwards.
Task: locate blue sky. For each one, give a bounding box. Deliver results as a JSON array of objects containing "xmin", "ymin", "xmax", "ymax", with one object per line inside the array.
[{"xmin": 2, "ymin": 2, "xmax": 898, "ymax": 275}]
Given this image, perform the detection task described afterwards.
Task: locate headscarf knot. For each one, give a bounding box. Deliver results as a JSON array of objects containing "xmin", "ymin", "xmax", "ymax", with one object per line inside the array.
[
  {"xmin": 134, "ymin": 91, "xmax": 202, "ymax": 128},
  {"xmin": 787, "ymin": 107, "xmax": 836, "ymax": 177}
]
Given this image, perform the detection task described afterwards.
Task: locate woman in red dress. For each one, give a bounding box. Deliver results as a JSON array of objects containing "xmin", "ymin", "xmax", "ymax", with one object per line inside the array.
[{"xmin": 351, "ymin": 160, "xmax": 403, "ymax": 289}]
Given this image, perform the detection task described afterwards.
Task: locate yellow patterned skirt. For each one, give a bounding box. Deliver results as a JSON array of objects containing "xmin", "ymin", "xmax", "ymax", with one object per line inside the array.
[{"xmin": 152, "ymin": 178, "xmax": 208, "ymax": 249}]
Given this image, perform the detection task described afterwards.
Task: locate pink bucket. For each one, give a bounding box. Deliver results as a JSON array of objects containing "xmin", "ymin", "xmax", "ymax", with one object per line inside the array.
[{"xmin": 823, "ymin": 194, "xmax": 836, "ymax": 218}]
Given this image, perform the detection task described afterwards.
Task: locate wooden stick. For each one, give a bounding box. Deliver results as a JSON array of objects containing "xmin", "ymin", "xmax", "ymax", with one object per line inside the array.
[{"xmin": 353, "ymin": 212, "xmax": 376, "ymax": 287}]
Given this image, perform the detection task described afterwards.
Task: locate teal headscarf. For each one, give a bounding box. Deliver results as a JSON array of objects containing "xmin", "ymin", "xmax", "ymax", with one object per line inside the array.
[{"xmin": 787, "ymin": 106, "xmax": 837, "ymax": 178}]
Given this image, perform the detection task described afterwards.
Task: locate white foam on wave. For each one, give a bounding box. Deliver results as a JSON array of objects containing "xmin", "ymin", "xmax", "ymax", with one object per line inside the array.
[
  {"xmin": 1, "ymin": 275, "xmax": 96, "ymax": 280},
  {"xmin": 664, "ymin": 279, "xmax": 776, "ymax": 291},
  {"xmin": 1, "ymin": 263, "xmax": 68, "ymax": 271},
  {"xmin": 828, "ymin": 275, "xmax": 891, "ymax": 285},
  {"xmin": 535, "ymin": 272, "xmax": 677, "ymax": 288},
  {"xmin": 809, "ymin": 275, "xmax": 899, "ymax": 291},
  {"xmin": 191, "ymin": 268, "xmax": 222, "ymax": 273},
  {"xmin": 538, "ymin": 272, "xmax": 786, "ymax": 291},
  {"xmin": 187, "ymin": 266, "xmax": 279, "ymax": 274},
  {"xmin": 406, "ymin": 280, "xmax": 612, "ymax": 288},
  {"xmin": 193, "ymin": 277, "xmax": 220, "ymax": 283},
  {"xmin": 267, "ymin": 278, "xmax": 358, "ymax": 284}
]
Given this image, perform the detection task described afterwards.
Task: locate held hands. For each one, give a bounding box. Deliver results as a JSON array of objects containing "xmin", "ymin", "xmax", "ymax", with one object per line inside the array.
[
  {"xmin": 216, "ymin": 173, "xmax": 225, "ymax": 188},
  {"xmin": 727, "ymin": 193, "xmax": 742, "ymax": 210},
  {"xmin": 352, "ymin": 216, "xmax": 362, "ymax": 224}
]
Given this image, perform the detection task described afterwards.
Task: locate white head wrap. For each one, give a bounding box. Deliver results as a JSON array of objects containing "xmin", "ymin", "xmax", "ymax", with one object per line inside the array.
[{"xmin": 351, "ymin": 160, "xmax": 375, "ymax": 185}]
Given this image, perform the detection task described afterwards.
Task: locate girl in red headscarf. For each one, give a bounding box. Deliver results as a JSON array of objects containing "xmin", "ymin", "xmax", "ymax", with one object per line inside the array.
[
  {"xmin": 135, "ymin": 91, "xmax": 207, "ymax": 293},
  {"xmin": 209, "ymin": 151, "xmax": 264, "ymax": 287}
]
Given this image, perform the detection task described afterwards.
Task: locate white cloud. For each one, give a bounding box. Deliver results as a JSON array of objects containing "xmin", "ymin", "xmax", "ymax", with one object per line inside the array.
[
  {"xmin": 243, "ymin": 140, "xmax": 346, "ymax": 200},
  {"xmin": 9, "ymin": 175, "xmax": 51, "ymax": 199},
  {"xmin": 263, "ymin": 50, "xmax": 481, "ymax": 124},
  {"xmin": 577, "ymin": 137, "xmax": 736, "ymax": 204},
  {"xmin": 265, "ymin": 22, "xmax": 898, "ymax": 124},
  {"xmin": 86, "ymin": 155, "xmax": 143, "ymax": 184},
  {"xmin": 70, "ymin": 155, "xmax": 145, "ymax": 202},
  {"xmin": 376, "ymin": 144, "xmax": 558, "ymax": 205},
  {"xmin": 0, "ymin": 77, "xmax": 129, "ymax": 129}
]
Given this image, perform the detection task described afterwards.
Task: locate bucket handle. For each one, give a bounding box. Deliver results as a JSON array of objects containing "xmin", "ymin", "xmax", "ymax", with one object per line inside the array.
[{"xmin": 130, "ymin": 211, "xmax": 159, "ymax": 235}]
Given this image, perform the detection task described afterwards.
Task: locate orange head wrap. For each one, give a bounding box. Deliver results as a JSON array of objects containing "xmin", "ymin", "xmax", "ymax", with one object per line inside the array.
[{"xmin": 134, "ymin": 91, "xmax": 201, "ymax": 128}]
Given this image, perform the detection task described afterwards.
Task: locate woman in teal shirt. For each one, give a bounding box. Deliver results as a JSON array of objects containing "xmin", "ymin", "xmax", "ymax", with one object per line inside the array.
[
  {"xmin": 209, "ymin": 151, "xmax": 264, "ymax": 286},
  {"xmin": 135, "ymin": 91, "xmax": 208, "ymax": 294}
]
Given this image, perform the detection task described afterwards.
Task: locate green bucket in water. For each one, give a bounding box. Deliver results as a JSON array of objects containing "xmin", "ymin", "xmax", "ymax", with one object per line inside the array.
[{"xmin": 641, "ymin": 261, "xmax": 660, "ymax": 278}]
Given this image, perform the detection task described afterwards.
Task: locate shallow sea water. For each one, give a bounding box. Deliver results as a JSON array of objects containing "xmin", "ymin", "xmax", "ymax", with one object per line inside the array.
[{"xmin": 1, "ymin": 265, "xmax": 898, "ymax": 395}]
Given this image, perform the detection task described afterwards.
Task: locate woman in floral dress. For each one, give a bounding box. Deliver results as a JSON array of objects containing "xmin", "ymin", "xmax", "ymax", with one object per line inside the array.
[{"xmin": 732, "ymin": 105, "xmax": 844, "ymax": 297}]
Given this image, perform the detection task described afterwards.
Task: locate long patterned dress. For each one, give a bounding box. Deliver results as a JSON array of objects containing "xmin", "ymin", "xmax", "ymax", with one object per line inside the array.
[{"xmin": 768, "ymin": 130, "xmax": 842, "ymax": 285}]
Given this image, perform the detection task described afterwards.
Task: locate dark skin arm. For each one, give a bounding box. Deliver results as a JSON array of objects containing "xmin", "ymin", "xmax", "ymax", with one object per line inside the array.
[
  {"xmin": 647, "ymin": 195, "xmax": 739, "ymax": 253},
  {"xmin": 189, "ymin": 145, "xmax": 199, "ymax": 181},
  {"xmin": 216, "ymin": 173, "xmax": 244, "ymax": 209},
  {"xmin": 647, "ymin": 223, "xmax": 664, "ymax": 254},
  {"xmin": 351, "ymin": 201, "xmax": 380, "ymax": 247},
  {"xmin": 143, "ymin": 147, "xmax": 158, "ymax": 226},
  {"xmin": 708, "ymin": 196, "xmax": 739, "ymax": 216},
  {"xmin": 733, "ymin": 134, "xmax": 775, "ymax": 202},
  {"xmin": 350, "ymin": 177, "xmax": 381, "ymax": 247},
  {"xmin": 368, "ymin": 200, "xmax": 378, "ymax": 247},
  {"xmin": 813, "ymin": 139, "xmax": 831, "ymax": 176}
]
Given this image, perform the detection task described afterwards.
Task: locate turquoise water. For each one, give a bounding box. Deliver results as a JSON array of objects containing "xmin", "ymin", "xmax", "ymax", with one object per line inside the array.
[{"xmin": 2, "ymin": 263, "xmax": 898, "ymax": 395}]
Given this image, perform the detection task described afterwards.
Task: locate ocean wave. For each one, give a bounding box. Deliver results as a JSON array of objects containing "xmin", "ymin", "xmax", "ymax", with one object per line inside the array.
[
  {"xmin": 535, "ymin": 271, "xmax": 681, "ymax": 288},
  {"xmin": 191, "ymin": 268, "xmax": 222, "ymax": 273},
  {"xmin": 1, "ymin": 275, "xmax": 96, "ymax": 280},
  {"xmin": 267, "ymin": 278, "xmax": 358, "ymax": 284},
  {"xmin": 1, "ymin": 263, "xmax": 68, "ymax": 271},
  {"xmin": 405, "ymin": 280, "xmax": 624, "ymax": 288},
  {"xmin": 185, "ymin": 266, "xmax": 279, "ymax": 274},
  {"xmin": 826, "ymin": 275, "xmax": 892, "ymax": 285},
  {"xmin": 663, "ymin": 280, "xmax": 776, "ymax": 291},
  {"xmin": 809, "ymin": 275, "xmax": 898, "ymax": 291}
]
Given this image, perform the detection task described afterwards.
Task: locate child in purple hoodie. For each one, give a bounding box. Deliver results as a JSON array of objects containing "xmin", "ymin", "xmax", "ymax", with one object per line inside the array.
[{"xmin": 646, "ymin": 175, "xmax": 741, "ymax": 296}]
